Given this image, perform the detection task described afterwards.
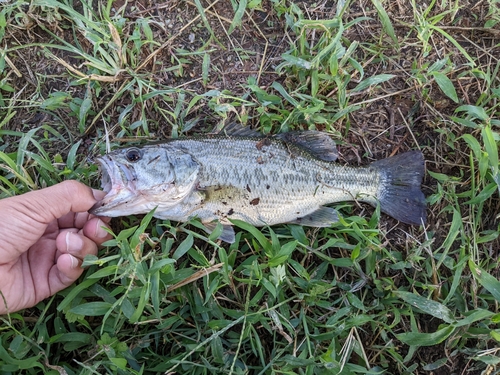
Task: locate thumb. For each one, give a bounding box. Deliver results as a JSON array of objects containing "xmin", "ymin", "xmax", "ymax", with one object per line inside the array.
[{"xmin": 11, "ymin": 180, "xmax": 99, "ymax": 224}]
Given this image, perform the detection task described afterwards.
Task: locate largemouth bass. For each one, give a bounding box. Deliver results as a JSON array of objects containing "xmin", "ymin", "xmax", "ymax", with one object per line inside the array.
[{"xmin": 90, "ymin": 126, "xmax": 426, "ymax": 242}]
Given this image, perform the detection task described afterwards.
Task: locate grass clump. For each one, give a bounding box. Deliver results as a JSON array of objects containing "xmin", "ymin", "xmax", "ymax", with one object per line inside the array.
[{"xmin": 1, "ymin": 0, "xmax": 500, "ymax": 374}]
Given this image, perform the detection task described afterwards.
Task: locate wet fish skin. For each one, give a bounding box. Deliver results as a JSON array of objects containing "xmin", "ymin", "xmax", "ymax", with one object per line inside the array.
[{"xmin": 90, "ymin": 129, "xmax": 426, "ymax": 242}]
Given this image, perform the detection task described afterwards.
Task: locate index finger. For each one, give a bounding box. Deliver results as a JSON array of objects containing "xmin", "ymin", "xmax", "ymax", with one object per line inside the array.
[{"xmin": 11, "ymin": 181, "xmax": 99, "ymax": 225}]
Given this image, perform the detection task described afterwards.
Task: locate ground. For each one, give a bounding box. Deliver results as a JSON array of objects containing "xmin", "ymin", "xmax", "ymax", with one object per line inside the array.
[{"xmin": 1, "ymin": 0, "xmax": 500, "ymax": 374}]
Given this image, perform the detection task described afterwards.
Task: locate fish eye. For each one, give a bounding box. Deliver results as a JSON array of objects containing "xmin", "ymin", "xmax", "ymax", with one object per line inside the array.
[{"xmin": 125, "ymin": 148, "xmax": 142, "ymax": 162}]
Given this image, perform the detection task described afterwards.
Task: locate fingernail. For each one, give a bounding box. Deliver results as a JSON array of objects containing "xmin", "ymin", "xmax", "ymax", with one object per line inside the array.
[
  {"xmin": 69, "ymin": 254, "xmax": 80, "ymax": 269},
  {"xmin": 92, "ymin": 189, "xmax": 107, "ymax": 201},
  {"xmin": 95, "ymin": 219, "xmax": 109, "ymax": 238},
  {"xmin": 66, "ymin": 232, "xmax": 84, "ymax": 254}
]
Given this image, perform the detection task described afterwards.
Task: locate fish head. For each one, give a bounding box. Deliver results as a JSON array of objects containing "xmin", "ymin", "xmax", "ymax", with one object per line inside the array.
[{"xmin": 90, "ymin": 145, "xmax": 199, "ymax": 217}]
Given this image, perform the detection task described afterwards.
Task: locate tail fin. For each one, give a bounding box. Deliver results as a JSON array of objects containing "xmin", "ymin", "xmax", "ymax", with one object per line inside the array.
[{"xmin": 371, "ymin": 151, "xmax": 426, "ymax": 225}]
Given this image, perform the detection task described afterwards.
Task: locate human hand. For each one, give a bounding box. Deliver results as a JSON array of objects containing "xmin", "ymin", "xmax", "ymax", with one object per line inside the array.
[{"xmin": 0, "ymin": 180, "xmax": 113, "ymax": 314}]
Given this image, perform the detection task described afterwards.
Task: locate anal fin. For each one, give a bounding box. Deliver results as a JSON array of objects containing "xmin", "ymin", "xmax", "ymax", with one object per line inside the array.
[
  {"xmin": 203, "ymin": 221, "xmax": 236, "ymax": 243},
  {"xmin": 288, "ymin": 206, "xmax": 339, "ymax": 227}
]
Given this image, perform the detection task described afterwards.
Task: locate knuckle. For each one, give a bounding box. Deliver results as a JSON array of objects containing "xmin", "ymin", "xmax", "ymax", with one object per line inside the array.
[
  {"xmin": 60, "ymin": 180, "xmax": 81, "ymax": 192},
  {"xmin": 59, "ymin": 180, "xmax": 90, "ymax": 199}
]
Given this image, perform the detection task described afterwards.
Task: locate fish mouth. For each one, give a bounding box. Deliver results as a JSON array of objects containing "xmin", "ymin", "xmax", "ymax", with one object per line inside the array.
[{"xmin": 89, "ymin": 156, "xmax": 139, "ymax": 217}]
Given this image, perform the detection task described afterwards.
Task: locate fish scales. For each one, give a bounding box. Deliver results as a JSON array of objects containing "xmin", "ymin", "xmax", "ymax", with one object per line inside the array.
[
  {"xmin": 90, "ymin": 128, "xmax": 426, "ymax": 243},
  {"xmin": 166, "ymin": 137, "xmax": 379, "ymax": 225}
]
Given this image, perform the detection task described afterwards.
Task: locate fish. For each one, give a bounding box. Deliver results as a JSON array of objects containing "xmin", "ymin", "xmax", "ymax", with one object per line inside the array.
[{"xmin": 89, "ymin": 125, "xmax": 426, "ymax": 243}]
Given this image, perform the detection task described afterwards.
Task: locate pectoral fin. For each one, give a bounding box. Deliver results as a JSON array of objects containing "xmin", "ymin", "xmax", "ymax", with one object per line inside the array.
[{"xmin": 288, "ymin": 206, "xmax": 339, "ymax": 227}]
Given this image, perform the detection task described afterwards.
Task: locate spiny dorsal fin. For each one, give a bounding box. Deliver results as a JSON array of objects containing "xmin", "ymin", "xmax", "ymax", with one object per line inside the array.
[
  {"xmin": 275, "ymin": 131, "xmax": 338, "ymax": 161},
  {"xmin": 218, "ymin": 123, "xmax": 262, "ymax": 138}
]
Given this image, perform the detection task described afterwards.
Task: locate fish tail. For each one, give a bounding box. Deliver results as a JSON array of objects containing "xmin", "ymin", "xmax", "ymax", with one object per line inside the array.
[{"xmin": 371, "ymin": 151, "xmax": 427, "ymax": 225}]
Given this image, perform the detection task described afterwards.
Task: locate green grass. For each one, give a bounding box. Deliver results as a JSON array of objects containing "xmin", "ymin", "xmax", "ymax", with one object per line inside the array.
[{"xmin": 1, "ymin": 0, "xmax": 500, "ymax": 374}]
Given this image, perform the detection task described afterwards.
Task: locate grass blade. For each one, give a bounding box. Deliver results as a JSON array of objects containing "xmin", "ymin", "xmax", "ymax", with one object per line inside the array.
[
  {"xmin": 469, "ymin": 260, "xmax": 500, "ymax": 303},
  {"xmin": 70, "ymin": 302, "xmax": 113, "ymax": 316},
  {"xmin": 456, "ymin": 105, "xmax": 489, "ymax": 122},
  {"xmin": 228, "ymin": 0, "xmax": 247, "ymax": 34},
  {"xmin": 193, "ymin": 0, "xmax": 214, "ymax": 37},
  {"xmin": 371, "ymin": 0, "xmax": 398, "ymax": 45},
  {"xmin": 202, "ymin": 52, "xmax": 210, "ymax": 86},
  {"xmin": 429, "ymin": 25, "xmax": 475, "ymax": 66},
  {"xmin": 351, "ymin": 74, "xmax": 395, "ymax": 92},
  {"xmin": 394, "ymin": 291, "xmax": 455, "ymax": 323},
  {"xmin": 482, "ymin": 126, "xmax": 499, "ymax": 177},
  {"xmin": 431, "ymin": 71, "xmax": 458, "ymax": 103},
  {"xmin": 397, "ymin": 325, "xmax": 455, "ymax": 346}
]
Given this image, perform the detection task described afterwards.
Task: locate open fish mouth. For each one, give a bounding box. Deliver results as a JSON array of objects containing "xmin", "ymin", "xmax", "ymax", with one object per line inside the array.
[
  {"xmin": 99, "ymin": 157, "xmax": 113, "ymax": 194},
  {"xmin": 89, "ymin": 156, "xmax": 138, "ymax": 216}
]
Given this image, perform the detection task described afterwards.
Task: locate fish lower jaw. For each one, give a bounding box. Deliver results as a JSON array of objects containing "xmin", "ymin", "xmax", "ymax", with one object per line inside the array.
[{"xmin": 90, "ymin": 190, "xmax": 148, "ymax": 217}]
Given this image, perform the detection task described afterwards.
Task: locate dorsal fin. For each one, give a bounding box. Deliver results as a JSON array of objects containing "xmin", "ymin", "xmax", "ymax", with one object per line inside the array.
[
  {"xmin": 275, "ymin": 131, "xmax": 338, "ymax": 161},
  {"xmin": 218, "ymin": 123, "xmax": 262, "ymax": 138}
]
